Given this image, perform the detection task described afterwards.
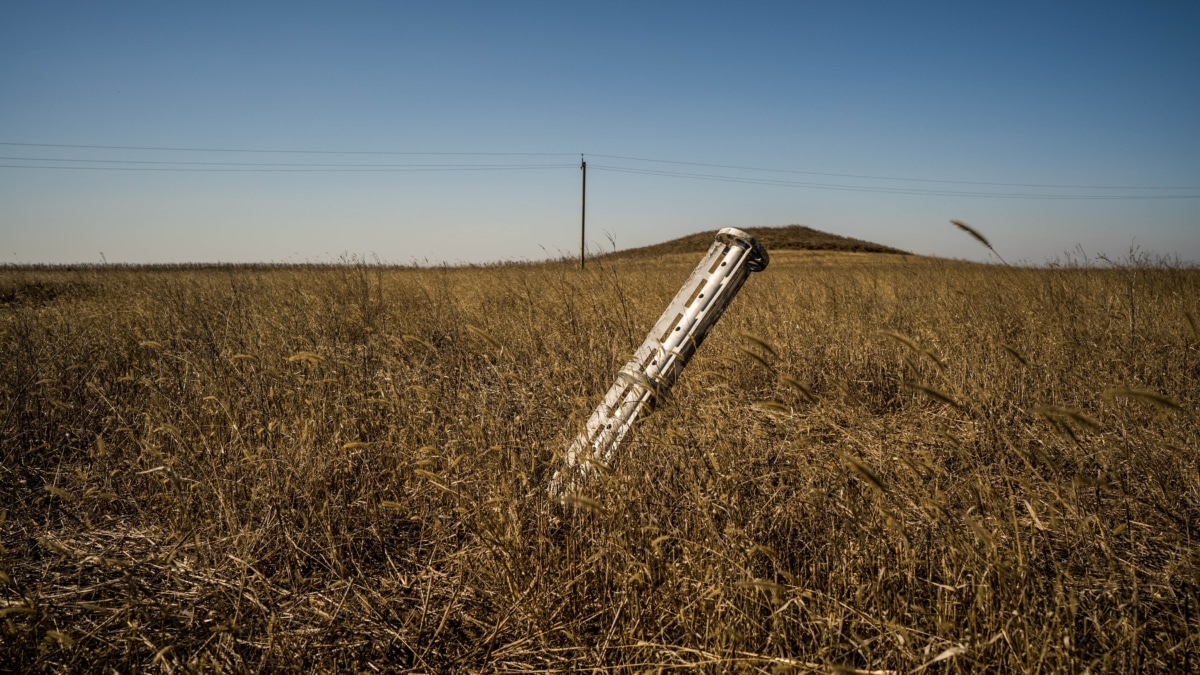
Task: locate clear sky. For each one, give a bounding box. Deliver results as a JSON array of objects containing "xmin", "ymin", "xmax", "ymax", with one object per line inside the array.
[{"xmin": 2, "ymin": 1, "xmax": 1197, "ymax": 265}]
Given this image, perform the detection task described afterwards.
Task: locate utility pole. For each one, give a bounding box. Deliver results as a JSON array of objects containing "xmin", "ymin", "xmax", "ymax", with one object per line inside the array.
[{"xmin": 580, "ymin": 156, "xmax": 587, "ymax": 269}]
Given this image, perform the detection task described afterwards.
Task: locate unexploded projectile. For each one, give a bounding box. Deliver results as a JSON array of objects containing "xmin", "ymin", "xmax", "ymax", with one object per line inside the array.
[{"xmin": 551, "ymin": 227, "xmax": 769, "ymax": 495}]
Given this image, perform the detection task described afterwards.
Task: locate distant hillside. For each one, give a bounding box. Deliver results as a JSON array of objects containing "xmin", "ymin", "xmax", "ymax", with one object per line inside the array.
[{"xmin": 603, "ymin": 225, "xmax": 907, "ymax": 258}]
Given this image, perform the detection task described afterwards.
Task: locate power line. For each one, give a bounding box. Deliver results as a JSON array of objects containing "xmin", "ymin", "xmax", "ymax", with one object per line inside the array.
[
  {"xmin": 3, "ymin": 140, "xmax": 1196, "ymax": 198},
  {"xmin": 0, "ymin": 156, "xmax": 574, "ymax": 169},
  {"xmin": 588, "ymin": 153, "xmax": 1200, "ymax": 191},
  {"xmin": 7, "ymin": 142, "xmax": 1195, "ymax": 189},
  {"xmin": 0, "ymin": 141, "xmax": 577, "ymax": 157},
  {"xmin": 0, "ymin": 164, "xmax": 575, "ymax": 173},
  {"xmin": 589, "ymin": 165, "xmax": 1200, "ymax": 200},
  {"xmin": 5, "ymin": 158, "xmax": 1194, "ymax": 198}
]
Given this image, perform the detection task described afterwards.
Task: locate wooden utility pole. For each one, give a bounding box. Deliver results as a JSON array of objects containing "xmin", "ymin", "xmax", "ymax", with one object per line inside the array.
[{"xmin": 580, "ymin": 157, "xmax": 587, "ymax": 269}]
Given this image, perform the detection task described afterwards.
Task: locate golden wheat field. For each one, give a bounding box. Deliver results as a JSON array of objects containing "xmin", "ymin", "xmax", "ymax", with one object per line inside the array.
[{"xmin": 1, "ymin": 246, "xmax": 1198, "ymax": 672}]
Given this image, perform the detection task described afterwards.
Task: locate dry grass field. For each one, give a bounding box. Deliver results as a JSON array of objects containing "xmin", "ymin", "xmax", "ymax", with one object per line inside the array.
[{"xmin": 2, "ymin": 241, "xmax": 1198, "ymax": 672}]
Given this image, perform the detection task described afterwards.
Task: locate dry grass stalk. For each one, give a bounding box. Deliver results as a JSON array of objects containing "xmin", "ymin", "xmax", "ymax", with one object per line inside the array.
[
  {"xmin": 1, "ymin": 252, "xmax": 1197, "ymax": 671},
  {"xmin": 951, "ymin": 219, "xmax": 1007, "ymax": 264}
]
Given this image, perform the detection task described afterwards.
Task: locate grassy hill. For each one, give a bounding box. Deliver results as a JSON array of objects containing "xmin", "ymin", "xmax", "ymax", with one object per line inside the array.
[{"xmin": 602, "ymin": 224, "xmax": 908, "ymax": 258}]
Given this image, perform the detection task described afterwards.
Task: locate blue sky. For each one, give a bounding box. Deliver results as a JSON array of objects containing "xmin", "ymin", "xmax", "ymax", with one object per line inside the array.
[{"xmin": 2, "ymin": 1, "xmax": 1197, "ymax": 264}]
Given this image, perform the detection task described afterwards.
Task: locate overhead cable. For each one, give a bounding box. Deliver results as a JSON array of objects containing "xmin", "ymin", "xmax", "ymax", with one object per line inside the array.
[
  {"xmin": 4, "ymin": 141, "xmax": 1196, "ymax": 198},
  {"xmin": 0, "ymin": 141, "xmax": 576, "ymax": 156},
  {"xmin": 587, "ymin": 153, "xmax": 1200, "ymax": 191},
  {"xmin": 0, "ymin": 163, "xmax": 574, "ymax": 173},
  {"xmin": 589, "ymin": 165, "xmax": 1200, "ymax": 200},
  {"xmin": 0, "ymin": 156, "xmax": 573, "ymax": 169}
]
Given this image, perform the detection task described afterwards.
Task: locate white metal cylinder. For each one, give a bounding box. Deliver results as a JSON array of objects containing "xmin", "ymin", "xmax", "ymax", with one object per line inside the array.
[{"xmin": 551, "ymin": 228, "xmax": 768, "ymax": 494}]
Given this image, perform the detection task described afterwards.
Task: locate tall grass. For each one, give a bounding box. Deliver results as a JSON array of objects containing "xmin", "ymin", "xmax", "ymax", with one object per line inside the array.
[{"xmin": 1, "ymin": 250, "xmax": 1197, "ymax": 672}]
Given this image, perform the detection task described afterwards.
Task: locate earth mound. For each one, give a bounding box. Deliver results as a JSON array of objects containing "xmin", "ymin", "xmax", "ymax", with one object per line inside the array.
[{"xmin": 603, "ymin": 225, "xmax": 907, "ymax": 258}]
